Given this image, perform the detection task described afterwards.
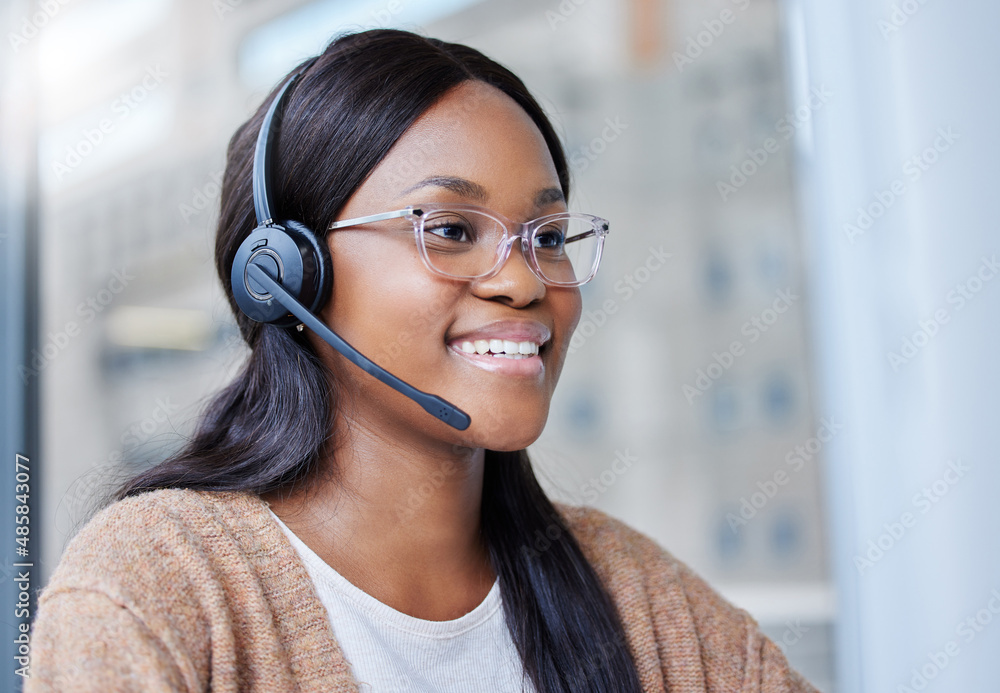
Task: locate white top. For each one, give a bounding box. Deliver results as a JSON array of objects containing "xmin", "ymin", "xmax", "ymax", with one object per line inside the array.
[{"xmin": 268, "ymin": 509, "xmax": 533, "ymax": 692}]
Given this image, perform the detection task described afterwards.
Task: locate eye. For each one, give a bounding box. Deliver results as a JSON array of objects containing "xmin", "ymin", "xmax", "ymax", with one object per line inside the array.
[
  {"xmin": 533, "ymin": 224, "xmax": 566, "ymax": 250},
  {"xmin": 424, "ymin": 217, "xmax": 475, "ymax": 244}
]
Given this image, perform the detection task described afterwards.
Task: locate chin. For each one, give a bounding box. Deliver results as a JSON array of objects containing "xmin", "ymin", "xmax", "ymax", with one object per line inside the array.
[
  {"xmin": 464, "ymin": 410, "xmax": 548, "ymax": 452},
  {"xmin": 483, "ymin": 438, "xmax": 538, "ymax": 454}
]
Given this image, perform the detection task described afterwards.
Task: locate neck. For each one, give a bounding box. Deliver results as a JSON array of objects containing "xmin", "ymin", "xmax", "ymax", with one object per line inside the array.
[{"xmin": 262, "ymin": 412, "xmax": 495, "ymax": 621}]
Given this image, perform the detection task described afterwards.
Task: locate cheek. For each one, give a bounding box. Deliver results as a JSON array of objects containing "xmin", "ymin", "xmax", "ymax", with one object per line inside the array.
[
  {"xmin": 322, "ymin": 235, "xmax": 460, "ymax": 369},
  {"xmin": 565, "ymin": 290, "xmax": 583, "ymax": 335},
  {"xmin": 554, "ymin": 288, "xmax": 583, "ymax": 354}
]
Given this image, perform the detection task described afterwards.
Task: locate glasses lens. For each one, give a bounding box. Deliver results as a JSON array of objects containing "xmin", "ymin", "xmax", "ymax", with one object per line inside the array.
[
  {"xmin": 420, "ymin": 210, "xmax": 504, "ymax": 279},
  {"xmin": 532, "ymin": 216, "xmax": 604, "ymax": 286}
]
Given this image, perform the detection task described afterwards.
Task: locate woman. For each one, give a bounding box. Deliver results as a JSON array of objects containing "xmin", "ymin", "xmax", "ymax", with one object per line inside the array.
[{"xmin": 28, "ymin": 29, "xmax": 817, "ymax": 692}]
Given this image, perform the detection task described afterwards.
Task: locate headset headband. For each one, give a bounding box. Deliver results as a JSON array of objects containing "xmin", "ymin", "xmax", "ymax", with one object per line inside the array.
[{"xmin": 252, "ymin": 58, "xmax": 319, "ymax": 227}]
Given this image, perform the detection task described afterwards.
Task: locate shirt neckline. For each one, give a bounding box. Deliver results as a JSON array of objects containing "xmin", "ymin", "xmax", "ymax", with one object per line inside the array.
[{"xmin": 267, "ymin": 507, "xmax": 503, "ymax": 640}]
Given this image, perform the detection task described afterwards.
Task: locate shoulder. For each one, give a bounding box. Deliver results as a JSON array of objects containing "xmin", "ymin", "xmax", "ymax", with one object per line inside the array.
[
  {"xmin": 554, "ymin": 503, "xmax": 816, "ymax": 692},
  {"xmin": 28, "ymin": 489, "xmax": 268, "ymax": 689},
  {"xmin": 555, "ymin": 502, "xmax": 674, "ymax": 565},
  {"xmin": 554, "ymin": 502, "xmax": 698, "ymax": 590},
  {"xmin": 56, "ymin": 487, "xmax": 258, "ymax": 552},
  {"xmin": 31, "ymin": 488, "xmax": 345, "ymax": 690},
  {"xmin": 42, "ymin": 488, "xmax": 265, "ymax": 599},
  {"xmin": 554, "ymin": 501, "xmax": 748, "ymax": 623}
]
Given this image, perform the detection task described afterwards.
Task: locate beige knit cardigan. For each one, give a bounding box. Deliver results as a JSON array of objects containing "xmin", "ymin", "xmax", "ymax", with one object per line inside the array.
[{"xmin": 25, "ymin": 488, "xmax": 817, "ymax": 692}]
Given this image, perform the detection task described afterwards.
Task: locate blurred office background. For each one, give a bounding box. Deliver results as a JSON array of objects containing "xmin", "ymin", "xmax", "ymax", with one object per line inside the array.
[{"xmin": 3, "ymin": 0, "xmax": 999, "ymax": 691}]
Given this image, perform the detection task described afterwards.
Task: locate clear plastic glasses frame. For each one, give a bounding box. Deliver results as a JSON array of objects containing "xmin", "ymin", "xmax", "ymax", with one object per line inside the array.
[{"xmin": 328, "ymin": 203, "xmax": 610, "ymax": 287}]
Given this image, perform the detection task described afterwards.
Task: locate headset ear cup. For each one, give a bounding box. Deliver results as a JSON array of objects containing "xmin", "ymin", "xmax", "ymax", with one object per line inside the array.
[
  {"xmin": 284, "ymin": 219, "xmax": 332, "ymax": 314},
  {"xmin": 230, "ymin": 221, "xmax": 332, "ymax": 326}
]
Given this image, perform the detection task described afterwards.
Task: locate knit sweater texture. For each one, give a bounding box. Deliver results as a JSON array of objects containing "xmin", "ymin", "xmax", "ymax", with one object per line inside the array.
[{"xmin": 25, "ymin": 488, "xmax": 818, "ymax": 692}]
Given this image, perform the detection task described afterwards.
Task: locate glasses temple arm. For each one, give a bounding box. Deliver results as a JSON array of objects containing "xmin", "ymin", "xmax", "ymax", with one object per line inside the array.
[{"xmin": 329, "ymin": 208, "xmax": 418, "ymax": 230}]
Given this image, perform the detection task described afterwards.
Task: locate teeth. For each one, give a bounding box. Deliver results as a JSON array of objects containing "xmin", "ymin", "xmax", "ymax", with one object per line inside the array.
[{"xmin": 455, "ymin": 338, "xmax": 541, "ymax": 357}]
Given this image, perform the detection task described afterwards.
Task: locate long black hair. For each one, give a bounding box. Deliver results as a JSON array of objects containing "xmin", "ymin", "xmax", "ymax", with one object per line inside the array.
[{"xmin": 115, "ymin": 29, "xmax": 642, "ymax": 693}]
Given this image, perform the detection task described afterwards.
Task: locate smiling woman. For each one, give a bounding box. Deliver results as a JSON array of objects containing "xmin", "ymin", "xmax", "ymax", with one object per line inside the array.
[{"xmin": 25, "ymin": 29, "xmax": 818, "ymax": 693}]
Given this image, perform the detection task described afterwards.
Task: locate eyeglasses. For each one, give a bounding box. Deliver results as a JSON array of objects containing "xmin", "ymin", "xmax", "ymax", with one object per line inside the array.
[{"xmin": 328, "ymin": 203, "xmax": 610, "ymax": 288}]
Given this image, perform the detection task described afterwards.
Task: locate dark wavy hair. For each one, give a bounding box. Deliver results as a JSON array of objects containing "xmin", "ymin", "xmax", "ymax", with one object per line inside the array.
[{"xmin": 115, "ymin": 29, "xmax": 641, "ymax": 693}]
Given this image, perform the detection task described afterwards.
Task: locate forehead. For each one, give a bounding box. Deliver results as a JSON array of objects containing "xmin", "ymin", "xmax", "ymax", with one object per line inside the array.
[{"xmin": 362, "ymin": 80, "xmax": 562, "ymax": 205}]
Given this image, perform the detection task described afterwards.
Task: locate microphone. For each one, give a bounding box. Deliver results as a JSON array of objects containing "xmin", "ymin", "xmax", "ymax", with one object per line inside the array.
[{"xmin": 247, "ymin": 263, "xmax": 472, "ymax": 431}]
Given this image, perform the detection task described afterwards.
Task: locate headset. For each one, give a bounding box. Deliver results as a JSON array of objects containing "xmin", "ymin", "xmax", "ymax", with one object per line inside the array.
[{"xmin": 229, "ymin": 60, "xmax": 471, "ymax": 431}]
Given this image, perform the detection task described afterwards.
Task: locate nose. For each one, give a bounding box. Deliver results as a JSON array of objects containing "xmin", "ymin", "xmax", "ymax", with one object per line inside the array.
[{"xmin": 470, "ymin": 237, "xmax": 546, "ymax": 307}]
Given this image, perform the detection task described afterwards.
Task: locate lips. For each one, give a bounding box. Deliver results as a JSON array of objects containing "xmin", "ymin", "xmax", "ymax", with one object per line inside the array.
[
  {"xmin": 446, "ymin": 320, "xmax": 550, "ymax": 353},
  {"xmin": 445, "ymin": 320, "xmax": 551, "ymax": 374}
]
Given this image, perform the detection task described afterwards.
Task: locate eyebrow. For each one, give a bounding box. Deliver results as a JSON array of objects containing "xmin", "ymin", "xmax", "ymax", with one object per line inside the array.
[
  {"xmin": 397, "ymin": 175, "xmax": 566, "ymax": 208},
  {"xmin": 534, "ymin": 186, "xmax": 565, "ymax": 206}
]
